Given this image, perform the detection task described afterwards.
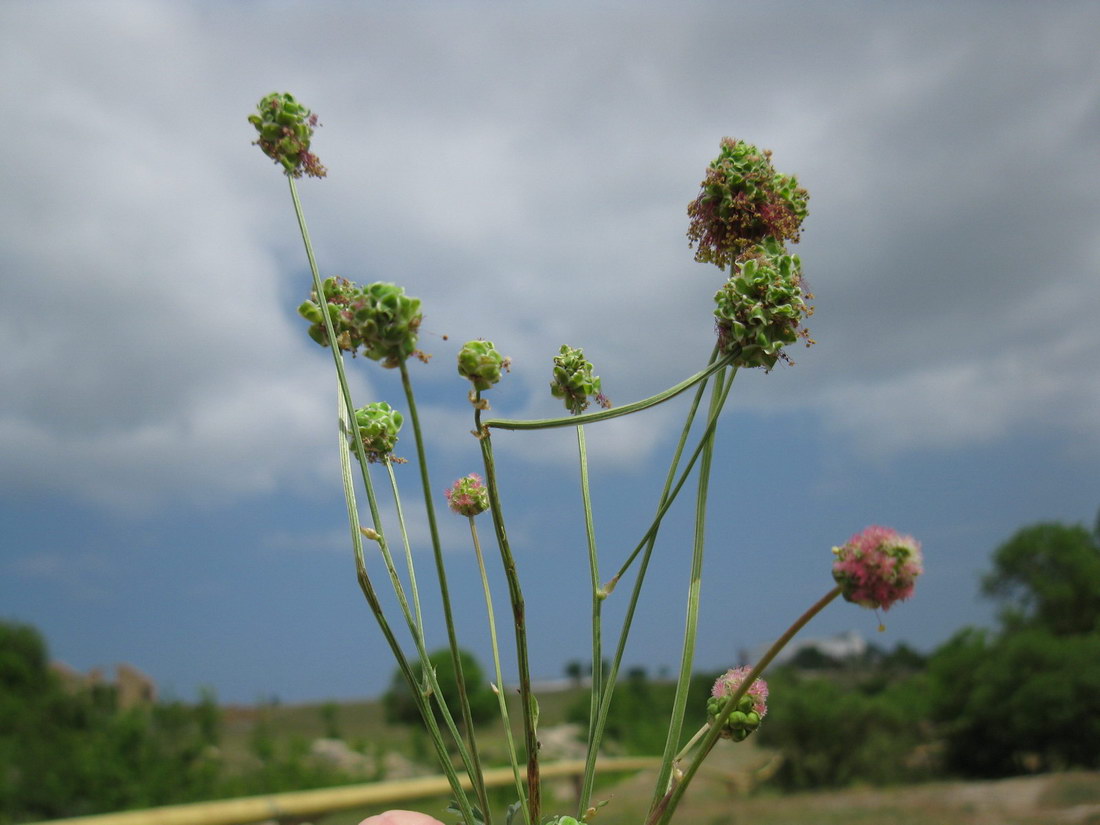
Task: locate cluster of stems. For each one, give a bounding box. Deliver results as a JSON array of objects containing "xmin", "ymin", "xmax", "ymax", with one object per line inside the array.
[{"xmin": 261, "ymin": 100, "xmax": 917, "ymax": 825}]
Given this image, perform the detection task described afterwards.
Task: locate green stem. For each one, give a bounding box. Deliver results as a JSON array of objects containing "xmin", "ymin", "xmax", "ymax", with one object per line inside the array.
[
  {"xmin": 289, "ymin": 177, "xmax": 476, "ymax": 822},
  {"xmin": 335, "ymin": 392, "xmax": 476, "ymax": 825},
  {"xmin": 484, "ymin": 353, "xmax": 736, "ymax": 431},
  {"xmin": 385, "ymin": 461, "xmax": 425, "ymax": 640},
  {"xmin": 475, "ymin": 397, "xmax": 540, "ymax": 825},
  {"xmin": 372, "ymin": 463, "xmax": 479, "ymax": 784},
  {"xmin": 648, "ymin": 368, "xmax": 727, "ymax": 811},
  {"xmin": 469, "ymin": 516, "xmax": 530, "ymax": 825},
  {"xmin": 604, "ymin": 362, "xmax": 737, "ymax": 591},
  {"xmin": 649, "ymin": 586, "xmax": 843, "ymax": 825},
  {"xmin": 579, "ymin": 347, "xmax": 728, "ymax": 812},
  {"xmin": 399, "ymin": 360, "xmax": 491, "ymax": 823},
  {"xmin": 576, "ymin": 424, "xmax": 603, "ymax": 793}
]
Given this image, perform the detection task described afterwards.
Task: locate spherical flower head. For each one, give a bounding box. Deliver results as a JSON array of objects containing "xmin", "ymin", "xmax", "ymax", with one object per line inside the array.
[
  {"xmin": 299, "ymin": 278, "xmax": 423, "ymax": 368},
  {"xmin": 706, "ymin": 666, "xmax": 768, "ymax": 742},
  {"xmin": 550, "ymin": 345, "xmax": 612, "ymax": 415},
  {"xmin": 457, "ymin": 340, "xmax": 510, "ymax": 391},
  {"xmin": 832, "ymin": 525, "xmax": 924, "ymax": 610},
  {"xmin": 248, "ymin": 92, "xmax": 327, "ymax": 179},
  {"xmin": 687, "ymin": 138, "xmax": 808, "ymax": 270},
  {"xmin": 352, "ymin": 402, "xmax": 403, "ymax": 463},
  {"xmin": 713, "ymin": 238, "xmax": 814, "ymax": 369},
  {"xmin": 445, "ymin": 474, "xmax": 489, "ymax": 517}
]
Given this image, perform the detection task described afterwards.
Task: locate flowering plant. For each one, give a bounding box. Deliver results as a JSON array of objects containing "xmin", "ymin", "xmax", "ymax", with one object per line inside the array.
[{"xmin": 249, "ymin": 93, "xmax": 922, "ymax": 825}]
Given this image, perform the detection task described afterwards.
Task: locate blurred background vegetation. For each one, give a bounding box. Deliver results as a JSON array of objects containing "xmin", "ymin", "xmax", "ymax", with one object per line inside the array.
[{"xmin": 2, "ymin": 511, "xmax": 1098, "ymax": 824}]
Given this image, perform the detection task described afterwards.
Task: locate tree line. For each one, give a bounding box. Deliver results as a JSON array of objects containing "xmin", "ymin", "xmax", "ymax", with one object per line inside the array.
[{"xmin": 3, "ymin": 511, "xmax": 1097, "ymax": 821}]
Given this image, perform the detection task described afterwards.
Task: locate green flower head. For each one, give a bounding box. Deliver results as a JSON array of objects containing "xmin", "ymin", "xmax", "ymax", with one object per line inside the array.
[
  {"xmin": 713, "ymin": 239, "xmax": 814, "ymax": 369},
  {"xmin": 248, "ymin": 92, "xmax": 327, "ymax": 179},
  {"xmin": 550, "ymin": 345, "xmax": 611, "ymax": 415},
  {"xmin": 687, "ymin": 138, "xmax": 808, "ymax": 270},
  {"xmin": 299, "ymin": 278, "xmax": 423, "ymax": 368},
  {"xmin": 457, "ymin": 340, "xmax": 510, "ymax": 391},
  {"xmin": 351, "ymin": 402, "xmax": 404, "ymax": 463}
]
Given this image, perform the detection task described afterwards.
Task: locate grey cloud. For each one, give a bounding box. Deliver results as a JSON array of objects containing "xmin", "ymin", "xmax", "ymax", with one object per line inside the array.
[{"xmin": 3, "ymin": 1, "xmax": 1098, "ymax": 512}]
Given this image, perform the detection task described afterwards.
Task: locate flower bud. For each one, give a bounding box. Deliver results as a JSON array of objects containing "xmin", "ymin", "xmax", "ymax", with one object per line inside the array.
[
  {"xmin": 445, "ymin": 474, "xmax": 489, "ymax": 517},
  {"xmin": 550, "ymin": 345, "xmax": 612, "ymax": 415},
  {"xmin": 457, "ymin": 340, "xmax": 510, "ymax": 391},
  {"xmin": 832, "ymin": 526, "xmax": 923, "ymax": 610},
  {"xmin": 248, "ymin": 92, "xmax": 326, "ymax": 179},
  {"xmin": 707, "ymin": 666, "xmax": 768, "ymax": 742},
  {"xmin": 687, "ymin": 137, "xmax": 807, "ymax": 270},
  {"xmin": 351, "ymin": 402, "xmax": 403, "ymax": 463}
]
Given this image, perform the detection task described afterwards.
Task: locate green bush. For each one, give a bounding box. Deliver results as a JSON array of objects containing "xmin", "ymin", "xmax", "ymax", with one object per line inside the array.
[
  {"xmin": 929, "ymin": 628, "xmax": 1100, "ymax": 776},
  {"xmin": 566, "ymin": 668, "xmax": 712, "ymax": 755},
  {"xmin": 383, "ymin": 648, "xmax": 496, "ymax": 730},
  {"xmin": 756, "ymin": 668, "xmax": 932, "ymax": 789}
]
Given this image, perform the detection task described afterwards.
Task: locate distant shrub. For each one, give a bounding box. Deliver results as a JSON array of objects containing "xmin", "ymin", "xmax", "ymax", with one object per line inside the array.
[
  {"xmin": 383, "ymin": 648, "xmax": 496, "ymax": 730},
  {"xmin": 757, "ymin": 668, "xmax": 932, "ymax": 789}
]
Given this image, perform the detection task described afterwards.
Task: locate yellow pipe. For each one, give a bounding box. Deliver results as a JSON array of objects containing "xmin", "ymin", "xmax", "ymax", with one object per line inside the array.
[{"xmin": 28, "ymin": 758, "xmax": 659, "ymax": 825}]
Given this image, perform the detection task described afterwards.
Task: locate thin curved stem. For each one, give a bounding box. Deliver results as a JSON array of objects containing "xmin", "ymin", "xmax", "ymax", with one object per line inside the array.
[
  {"xmin": 605, "ymin": 359, "xmax": 737, "ymax": 591},
  {"xmin": 648, "ymin": 586, "xmax": 843, "ymax": 825},
  {"xmin": 484, "ymin": 352, "xmax": 736, "ymax": 431}
]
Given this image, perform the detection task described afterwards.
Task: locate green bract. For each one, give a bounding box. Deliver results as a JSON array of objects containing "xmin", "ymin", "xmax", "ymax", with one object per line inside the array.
[
  {"xmin": 299, "ymin": 278, "xmax": 422, "ymax": 368},
  {"xmin": 457, "ymin": 340, "xmax": 509, "ymax": 391},
  {"xmin": 248, "ymin": 92, "xmax": 326, "ymax": 179},
  {"xmin": 705, "ymin": 694, "xmax": 763, "ymax": 743},
  {"xmin": 713, "ymin": 239, "xmax": 813, "ymax": 369},
  {"xmin": 687, "ymin": 138, "xmax": 808, "ymax": 270},
  {"xmin": 351, "ymin": 402, "xmax": 403, "ymax": 463},
  {"xmin": 550, "ymin": 345, "xmax": 611, "ymax": 415}
]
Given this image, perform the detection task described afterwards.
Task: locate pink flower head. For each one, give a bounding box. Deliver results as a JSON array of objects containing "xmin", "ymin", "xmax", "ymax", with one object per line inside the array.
[
  {"xmin": 445, "ymin": 473, "xmax": 489, "ymax": 516},
  {"xmin": 711, "ymin": 665, "xmax": 768, "ymax": 718},
  {"xmin": 358, "ymin": 812, "xmax": 445, "ymax": 825},
  {"xmin": 832, "ymin": 525, "xmax": 923, "ymax": 610}
]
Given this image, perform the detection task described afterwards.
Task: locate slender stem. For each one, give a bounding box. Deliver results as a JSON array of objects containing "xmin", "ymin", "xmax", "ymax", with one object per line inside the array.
[
  {"xmin": 576, "ymin": 423, "xmax": 603, "ymax": 793},
  {"xmin": 579, "ymin": 346, "xmax": 728, "ymax": 811},
  {"xmin": 648, "ymin": 368, "xmax": 727, "ymax": 811},
  {"xmin": 385, "ymin": 461, "xmax": 424, "ymax": 641},
  {"xmin": 371, "ymin": 463, "xmax": 480, "ymax": 782},
  {"xmin": 649, "ymin": 586, "xmax": 843, "ymax": 825},
  {"xmin": 469, "ymin": 516, "xmax": 530, "ymax": 825},
  {"xmin": 335, "ymin": 391, "xmax": 476, "ymax": 825},
  {"xmin": 476, "ymin": 398, "xmax": 541, "ymax": 824},
  {"xmin": 288, "ymin": 177, "xmax": 475, "ymax": 821},
  {"xmin": 399, "ymin": 360, "xmax": 491, "ymax": 822},
  {"xmin": 484, "ymin": 353, "xmax": 736, "ymax": 431},
  {"xmin": 605, "ymin": 362, "xmax": 737, "ymax": 590}
]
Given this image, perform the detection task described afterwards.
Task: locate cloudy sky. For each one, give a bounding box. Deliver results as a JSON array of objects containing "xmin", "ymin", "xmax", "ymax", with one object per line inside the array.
[{"xmin": 2, "ymin": 1, "xmax": 1098, "ymax": 705}]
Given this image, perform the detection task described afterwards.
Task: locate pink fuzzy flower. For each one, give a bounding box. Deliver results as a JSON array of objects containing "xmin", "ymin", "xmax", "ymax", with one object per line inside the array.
[
  {"xmin": 445, "ymin": 473, "xmax": 489, "ymax": 516},
  {"xmin": 711, "ymin": 665, "xmax": 769, "ymax": 718},
  {"xmin": 831, "ymin": 525, "xmax": 923, "ymax": 610},
  {"xmin": 359, "ymin": 812, "xmax": 445, "ymax": 825}
]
